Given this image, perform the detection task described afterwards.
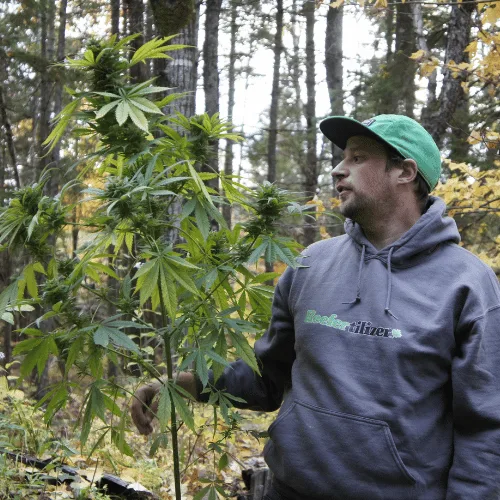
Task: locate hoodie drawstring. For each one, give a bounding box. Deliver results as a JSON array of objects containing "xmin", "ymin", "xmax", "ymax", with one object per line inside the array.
[
  {"xmin": 342, "ymin": 244, "xmax": 399, "ymax": 320},
  {"xmin": 342, "ymin": 244, "xmax": 365, "ymax": 305},
  {"xmin": 384, "ymin": 247, "xmax": 399, "ymax": 320}
]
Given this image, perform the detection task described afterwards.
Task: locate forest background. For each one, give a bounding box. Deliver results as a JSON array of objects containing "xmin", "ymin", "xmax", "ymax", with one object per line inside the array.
[{"xmin": 0, "ymin": 0, "xmax": 499, "ymax": 497}]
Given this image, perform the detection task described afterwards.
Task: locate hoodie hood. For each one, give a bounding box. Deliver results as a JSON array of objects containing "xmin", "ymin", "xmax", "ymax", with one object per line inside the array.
[
  {"xmin": 344, "ymin": 196, "xmax": 460, "ymax": 267},
  {"xmin": 342, "ymin": 196, "xmax": 460, "ymax": 318}
]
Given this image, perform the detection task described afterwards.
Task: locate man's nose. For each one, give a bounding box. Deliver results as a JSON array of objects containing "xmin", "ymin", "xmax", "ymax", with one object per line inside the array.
[{"xmin": 331, "ymin": 160, "xmax": 346, "ymax": 180}]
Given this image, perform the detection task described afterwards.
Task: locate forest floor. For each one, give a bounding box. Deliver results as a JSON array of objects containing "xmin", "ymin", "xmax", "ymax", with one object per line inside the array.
[{"xmin": 0, "ymin": 374, "xmax": 277, "ymax": 499}]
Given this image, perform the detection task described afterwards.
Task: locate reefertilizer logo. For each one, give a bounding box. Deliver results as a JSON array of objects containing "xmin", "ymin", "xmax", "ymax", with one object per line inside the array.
[{"xmin": 304, "ymin": 310, "xmax": 402, "ymax": 339}]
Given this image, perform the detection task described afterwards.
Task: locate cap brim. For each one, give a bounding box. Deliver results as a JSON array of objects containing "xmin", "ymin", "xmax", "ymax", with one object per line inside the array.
[{"xmin": 320, "ymin": 116, "xmax": 401, "ymax": 156}]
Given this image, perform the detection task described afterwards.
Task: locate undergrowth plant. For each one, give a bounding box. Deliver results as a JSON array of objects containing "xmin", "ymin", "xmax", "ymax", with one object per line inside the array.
[{"xmin": 0, "ymin": 35, "xmax": 304, "ymax": 499}]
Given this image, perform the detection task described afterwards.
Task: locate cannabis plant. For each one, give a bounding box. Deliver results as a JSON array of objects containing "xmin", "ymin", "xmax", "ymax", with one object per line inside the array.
[{"xmin": 0, "ymin": 35, "xmax": 303, "ymax": 499}]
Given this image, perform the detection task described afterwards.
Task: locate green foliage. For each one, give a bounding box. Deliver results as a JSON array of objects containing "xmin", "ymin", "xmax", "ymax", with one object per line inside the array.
[{"xmin": 0, "ymin": 35, "xmax": 305, "ymax": 497}]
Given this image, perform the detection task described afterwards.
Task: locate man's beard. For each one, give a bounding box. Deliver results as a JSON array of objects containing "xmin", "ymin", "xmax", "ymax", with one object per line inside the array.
[{"xmin": 339, "ymin": 194, "xmax": 370, "ymax": 222}]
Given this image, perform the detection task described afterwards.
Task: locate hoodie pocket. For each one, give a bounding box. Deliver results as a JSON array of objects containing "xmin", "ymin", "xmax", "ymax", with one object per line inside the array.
[{"xmin": 264, "ymin": 400, "xmax": 416, "ymax": 500}]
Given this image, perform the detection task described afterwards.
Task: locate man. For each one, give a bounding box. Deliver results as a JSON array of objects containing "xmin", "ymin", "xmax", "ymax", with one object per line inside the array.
[{"xmin": 132, "ymin": 115, "xmax": 500, "ymax": 499}]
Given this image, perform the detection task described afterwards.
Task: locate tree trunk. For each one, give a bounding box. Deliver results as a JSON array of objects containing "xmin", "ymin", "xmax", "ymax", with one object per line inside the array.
[
  {"xmin": 111, "ymin": 0, "xmax": 120, "ymax": 36},
  {"xmin": 45, "ymin": 0, "xmax": 68, "ymax": 198},
  {"xmin": 222, "ymin": 0, "xmax": 238, "ymax": 228},
  {"xmin": 379, "ymin": 2, "xmax": 416, "ymax": 116},
  {"xmin": 125, "ymin": 0, "xmax": 147, "ymax": 83},
  {"xmin": 421, "ymin": 0, "xmax": 475, "ymax": 146},
  {"xmin": 302, "ymin": 0, "xmax": 318, "ymax": 246},
  {"xmin": 202, "ymin": 0, "xmax": 222, "ymax": 193},
  {"xmin": 324, "ymin": 3, "xmax": 344, "ymax": 172},
  {"xmin": 37, "ymin": 0, "xmax": 55, "ymax": 182},
  {"xmin": 289, "ymin": 0, "xmax": 305, "ymax": 172},
  {"xmin": 0, "ymin": 84, "xmax": 21, "ymax": 189},
  {"xmin": 151, "ymin": 0, "xmax": 199, "ymax": 248},
  {"xmin": 267, "ymin": 0, "xmax": 283, "ymax": 185},
  {"xmin": 411, "ymin": 0, "xmax": 437, "ymax": 123},
  {"xmin": 394, "ymin": 2, "xmax": 416, "ymax": 117}
]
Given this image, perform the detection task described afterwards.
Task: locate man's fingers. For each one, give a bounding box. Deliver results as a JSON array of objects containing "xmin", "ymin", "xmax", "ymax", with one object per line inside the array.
[{"xmin": 131, "ymin": 384, "xmax": 160, "ymax": 435}]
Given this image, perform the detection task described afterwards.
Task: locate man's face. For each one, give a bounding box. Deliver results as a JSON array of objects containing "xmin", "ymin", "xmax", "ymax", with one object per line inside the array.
[{"xmin": 331, "ymin": 135, "xmax": 397, "ymax": 222}]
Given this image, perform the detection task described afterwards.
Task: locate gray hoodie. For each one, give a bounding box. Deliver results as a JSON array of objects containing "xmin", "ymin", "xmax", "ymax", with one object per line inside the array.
[{"xmin": 199, "ymin": 196, "xmax": 500, "ymax": 499}]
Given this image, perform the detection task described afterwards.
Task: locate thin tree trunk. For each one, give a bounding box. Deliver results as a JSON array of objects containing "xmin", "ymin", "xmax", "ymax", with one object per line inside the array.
[
  {"xmin": 302, "ymin": 0, "xmax": 318, "ymax": 246},
  {"xmin": 395, "ymin": 1, "xmax": 416, "ymax": 118},
  {"xmin": 0, "ymin": 84, "xmax": 21, "ymax": 189},
  {"xmin": 290, "ymin": 0, "xmax": 305, "ymax": 171},
  {"xmin": 421, "ymin": 0, "xmax": 475, "ymax": 146},
  {"xmin": 125, "ymin": 0, "xmax": 147, "ymax": 83},
  {"xmin": 267, "ymin": 0, "xmax": 283, "ymax": 185},
  {"xmin": 325, "ymin": 3, "xmax": 344, "ymax": 173},
  {"xmin": 222, "ymin": 0, "xmax": 238, "ymax": 228},
  {"xmin": 37, "ymin": 0, "xmax": 52, "ymax": 181},
  {"xmin": 111, "ymin": 0, "xmax": 120, "ymax": 36},
  {"xmin": 203, "ymin": 0, "xmax": 222, "ymax": 193},
  {"xmin": 411, "ymin": 0, "xmax": 437, "ymax": 122},
  {"xmin": 46, "ymin": 0, "xmax": 68, "ymax": 198}
]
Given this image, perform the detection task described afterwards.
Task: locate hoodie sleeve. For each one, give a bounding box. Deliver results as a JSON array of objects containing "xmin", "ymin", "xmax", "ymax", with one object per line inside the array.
[
  {"xmin": 196, "ymin": 267, "xmax": 296, "ymax": 411},
  {"xmin": 446, "ymin": 281, "xmax": 500, "ymax": 499}
]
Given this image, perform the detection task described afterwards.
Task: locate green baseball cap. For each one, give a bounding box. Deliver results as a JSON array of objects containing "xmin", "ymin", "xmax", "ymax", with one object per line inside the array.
[{"xmin": 320, "ymin": 114, "xmax": 442, "ymax": 191}]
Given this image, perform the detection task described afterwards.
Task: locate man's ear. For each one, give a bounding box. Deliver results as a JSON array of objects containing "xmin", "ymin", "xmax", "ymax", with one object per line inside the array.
[{"xmin": 397, "ymin": 159, "xmax": 418, "ymax": 185}]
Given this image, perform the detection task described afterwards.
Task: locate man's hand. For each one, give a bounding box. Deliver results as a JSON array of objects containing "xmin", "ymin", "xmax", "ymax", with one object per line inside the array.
[{"xmin": 131, "ymin": 372, "xmax": 198, "ymax": 435}]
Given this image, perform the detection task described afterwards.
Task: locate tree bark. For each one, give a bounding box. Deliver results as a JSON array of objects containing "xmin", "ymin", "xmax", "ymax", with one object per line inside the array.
[
  {"xmin": 302, "ymin": 0, "xmax": 318, "ymax": 246},
  {"xmin": 421, "ymin": 0, "xmax": 475, "ymax": 147},
  {"xmin": 125, "ymin": 0, "xmax": 147, "ymax": 83},
  {"xmin": 45, "ymin": 0, "xmax": 68, "ymax": 198},
  {"xmin": 111, "ymin": 0, "xmax": 120, "ymax": 36},
  {"xmin": 394, "ymin": 2, "xmax": 416, "ymax": 117},
  {"xmin": 411, "ymin": 0, "xmax": 437, "ymax": 122},
  {"xmin": 0, "ymin": 84, "xmax": 21, "ymax": 189},
  {"xmin": 202, "ymin": 0, "xmax": 222, "ymax": 192},
  {"xmin": 267, "ymin": 0, "xmax": 283, "ymax": 185},
  {"xmin": 36, "ymin": 0, "xmax": 55, "ymax": 182},
  {"xmin": 222, "ymin": 0, "xmax": 238, "ymax": 228},
  {"xmin": 324, "ymin": 3, "xmax": 344, "ymax": 172}
]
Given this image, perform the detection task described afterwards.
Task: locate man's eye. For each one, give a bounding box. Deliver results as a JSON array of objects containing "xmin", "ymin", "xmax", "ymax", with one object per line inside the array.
[{"xmin": 353, "ymin": 156, "xmax": 361, "ymax": 163}]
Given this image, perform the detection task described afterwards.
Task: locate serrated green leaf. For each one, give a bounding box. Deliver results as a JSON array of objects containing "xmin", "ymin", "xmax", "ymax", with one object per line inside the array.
[
  {"xmin": 247, "ymin": 241, "xmax": 268, "ymax": 265},
  {"xmin": 127, "ymin": 103, "xmax": 149, "ymax": 131},
  {"xmin": 218, "ymin": 453, "xmax": 229, "ymax": 470},
  {"xmin": 157, "ymin": 385, "xmax": 171, "ymax": 432},
  {"xmin": 195, "ymin": 200, "xmax": 210, "ymax": 240},
  {"xmin": 65, "ymin": 335, "xmax": 84, "ymax": 376},
  {"xmin": 95, "ymin": 100, "xmax": 119, "ymax": 119},
  {"xmin": 130, "ymin": 97, "xmax": 163, "ymax": 114},
  {"xmin": 193, "ymin": 486, "xmax": 211, "ymax": 500},
  {"xmin": 228, "ymin": 330, "xmax": 260, "ymax": 374},
  {"xmin": 115, "ymin": 101, "xmax": 129, "ymax": 125},
  {"xmin": 93, "ymin": 326, "xmax": 109, "ymax": 347},
  {"xmin": 24, "ymin": 264, "xmax": 38, "ymax": 299},
  {"xmin": 92, "ymin": 91, "xmax": 120, "ymax": 98},
  {"xmin": 137, "ymin": 261, "xmax": 159, "ymax": 306},
  {"xmin": 108, "ymin": 329, "xmax": 139, "ymax": 353},
  {"xmin": 195, "ymin": 350, "xmax": 209, "ymax": 387},
  {"xmin": 159, "ymin": 265, "xmax": 176, "ymax": 320},
  {"xmin": 135, "ymin": 86, "xmax": 171, "ymax": 96},
  {"xmin": 1, "ymin": 312, "xmax": 14, "ymax": 324},
  {"xmin": 149, "ymin": 433, "xmax": 168, "ymax": 457},
  {"xmin": 169, "ymin": 384, "xmax": 195, "ymax": 432}
]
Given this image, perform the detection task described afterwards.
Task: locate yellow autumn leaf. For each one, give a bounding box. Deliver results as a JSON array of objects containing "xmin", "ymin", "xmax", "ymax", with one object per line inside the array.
[
  {"xmin": 467, "ymin": 130, "xmax": 483, "ymax": 145},
  {"xmin": 374, "ymin": 0, "xmax": 388, "ymax": 7},
  {"xmin": 464, "ymin": 40, "xmax": 478, "ymax": 57},
  {"xmin": 410, "ymin": 49, "xmax": 426, "ymax": 61},
  {"xmin": 420, "ymin": 57, "xmax": 439, "ymax": 78},
  {"xmin": 482, "ymin": 2, "xmax": 500, "ymax": 25},
  {"xmin": 329, "ymin": 0, "xmax": 344, "ymax": 7}
]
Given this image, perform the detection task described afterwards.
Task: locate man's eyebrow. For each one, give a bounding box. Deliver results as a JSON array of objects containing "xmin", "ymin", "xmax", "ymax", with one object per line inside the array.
[{"xmin": 343, "ymin": 146, "xmax": 365, "ymax": 157}]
